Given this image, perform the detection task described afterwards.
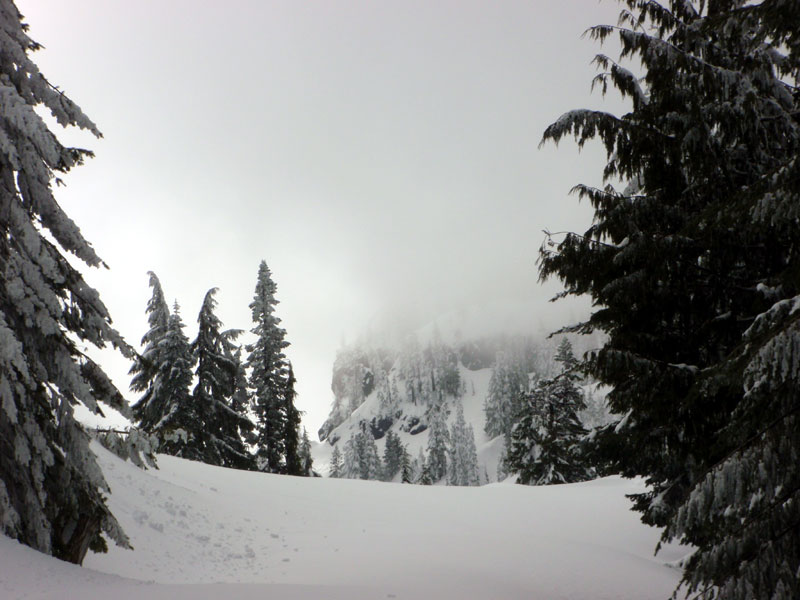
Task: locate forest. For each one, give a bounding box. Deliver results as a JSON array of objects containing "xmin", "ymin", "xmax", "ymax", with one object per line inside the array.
[{"xmin": 1, "ymin": 1, "xmax": 798, "ymax": 599}]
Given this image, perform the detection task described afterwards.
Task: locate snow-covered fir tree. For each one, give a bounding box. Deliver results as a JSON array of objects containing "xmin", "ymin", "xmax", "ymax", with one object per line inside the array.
[
  {"xmin": 340, "ymin": 428, "xmax": 382, "ymax": 480},
  {"xmin": 246, "ymin": 261, "xmax": 290, "ymax": 473},
  {"xmin": 400, "ymin": 448, "xmax": 414, "ymax": 484},
  {"xmin": 130, "ymin": 274, "xmax": 174, "ymax": 432},
  {"xmin": 282, "ymin": 363, "xmax": 303, "ymax": 475},
  {"xmin": 0, "ymin": 0, "xmax": 133, "ymax": 562},
  {"xmin": 145, "ymin": 303, "xmax": 196, "ymax": 457},
  {"xmin": 483, "ymin": 350, "xmax": 527, "ymax": 439},
  {"xmin": 328, "ymin": 445, "xmax": 342, "ymax": 478},
  {"xmin": 129, "ymin": 272, "xmax": 170, "ymax": 408},
  {"xmin": 382, "ymin": 430, "xmax": 405, "ymax": 481},
  {"xmin": 448, "ymin": 403, "xmax": 479, "ymax": 486},
  {"xmin": 299, "ymin": 428, "xmax": 314, "ymax": 476},
  {"xmin": 505, "ymin": 339, "xmax": 589, "ymax": 485},
  {"xmin": 417, "ymin": 447, "xmax": 433, "ymax": 486},
  {"xmin": 539, "ymin": 1, "xmax": 800, "ymax": 597},
  {"xmin": 425, "ymin": 408, "xmax": 450, "ymax": 483},
  {"xmin": 190, "ymin": 288, "xmax": 253, "ymax": 470}
]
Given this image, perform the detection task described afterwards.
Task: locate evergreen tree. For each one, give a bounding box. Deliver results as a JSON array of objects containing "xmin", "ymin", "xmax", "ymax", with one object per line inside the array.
[
  {"xmin": 413, "ymin": 447, "xmax": 428, "ymax": 484},
  {"xmin": 418, "ymin": 459, "xmax": 433, "ymax": 486},
  {"xmin": 400, "ymin": 448, "xmax": 414, "ymax": 484},
  {"xmin": 382, "ymin": 430, "xmax": 405, "ymax": 481},
  {"xmin": 339, "ymin": 428, "xmax": 381, "ymax": 480},
  {"xmin": 540, "ymin": 2, "xmax": 800, "ymax": 597},
  {"xmin": 146, "ymin": 303, "xmax": 196, "ymax": 457},
  {"xmin": 483, "ymin": 351, "xmax": 526, "ymax": 439},
  {"xmin": 246, "ymin": 261, "xmax": 289, "ymax": 473},
  {"xmin": 130, "ymin": 273, "xmax": 173, "ymax": 431},
  {"xmin": 190, "ymin": 288, "xmax": 254, "ymax": 470},
  {"xmin": 0, "ymin": 4, "xmax": 137, "ymax": 562},
  {"xmin": 299, "ymin": 427, "xmax": 314, "ymax": 476},
  {"xmin": 505, "ymin": 340, "xmax": 589, "ymax": 485},
  {"xmin": 341, "ymin": 433, "xmax": 360, "ymax": 479},
  {"xmin": 448, "ymin": 403, "xmax": 479, "ymax": 486},
  {"xmin": 129, "ymin": 272, "xmax": 170, "ymax": 410},
  {"xmin": 328, "ymin": 445, "xmax": 342, "ymax": 478},
  {"xmin": 360, "ymin": 428, "xmax": 382, "ymax": 480},
  {"xmin": 282, "ymin": 363, "xmax": 302, "ymax": 475},
  {"xmin": 426, "ymin": 408, "xmax": 450, "ymax": 482}
]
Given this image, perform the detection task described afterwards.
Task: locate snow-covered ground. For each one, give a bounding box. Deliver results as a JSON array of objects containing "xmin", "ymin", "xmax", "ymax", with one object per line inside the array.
[{"xmin": 0, "ymin": 443, "xmax": 686, "ymax": 599}]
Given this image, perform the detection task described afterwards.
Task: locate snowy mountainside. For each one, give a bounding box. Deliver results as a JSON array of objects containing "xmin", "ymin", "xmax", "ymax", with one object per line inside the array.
[
  {"xmin": 0, "ymin": 443, "xmax": 686, "ymax": 599},
  {"xmin": 315, "ymin": 325, "xmax": 609, "ymax": 482}
]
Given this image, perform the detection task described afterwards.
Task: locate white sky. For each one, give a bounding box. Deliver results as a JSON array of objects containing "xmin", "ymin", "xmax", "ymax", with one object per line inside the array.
[{"xmin": 18, "ymin": 0, "xmax": 627, "ymax": 436}]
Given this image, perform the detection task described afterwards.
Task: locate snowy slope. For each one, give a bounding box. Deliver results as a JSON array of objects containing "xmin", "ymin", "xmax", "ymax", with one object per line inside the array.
[
  {"xmin": 1, "ymin": 443, "xmax": 686, "ymax": 599},
  {"xmin": 318, "ymin": 362, "xmax": 498, "ymax": 479}
]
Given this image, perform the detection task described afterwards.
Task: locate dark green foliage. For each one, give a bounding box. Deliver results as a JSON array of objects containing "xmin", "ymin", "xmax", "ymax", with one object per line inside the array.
[
  {"xmin": 190, "ymin": 289, "xmax": 254, "ymax": 470},
  {"xmin": 246, "ymin": 261, "xmax": 290, "ymax": 473},
  {"xmin": 382, "ymin": 430, "xmax": 405, "ymax": 480},
  {"xmin": 540, "ymin": 2, "xmax": 800, "ymax": 597},
  {"xmin": 505, "ymin": 340, "xmax": 589, "ymax": 485},
  {"xmin": 148, "ymin": 304, "xmax": 196, "ymax": 457},
  {"xmin": 400, "ymin": 449, "xmax": 414, "ymax": 483},
  {"xmin": 283, "ymin": 364, "xmax": 303, "ymax": 475}
]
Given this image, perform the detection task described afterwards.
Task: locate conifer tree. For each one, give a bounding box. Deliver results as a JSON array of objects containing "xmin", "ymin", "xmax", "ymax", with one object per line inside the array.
[
  {"xmin": 190, "ymin": 288, "xmax": 254, "ymax": 470},
  {"xmin": 483, "ymin": 351, "xmax": 526, "ymax": 439},
  {"xmin": 282, "ymin": 364, "xmax": 303, "ymax": 475},
  {"xmin": 246, "ymin": 261, "xmax": 290, "ymax": 473},
  {"xmin": 130, "ymin": 274, "xmax": 173, "ymax": 431},
  {"xmin": 0, "ymin": 1, "xmax": 134, "ymax": 563},
  {"xmin": 505, "ymin": 340, "xmax": 588, "ymax": 485},
  {"xmin": 413, "ymin": 447, "xmax": 427, "ymax": 483},
  {"xmin": 299, "ymin": 428, "xmax": 314, "ymax": 476},
  {"xmin": 328, "ymin": 444, "xmax": 343, "ymax": 478},
  {"xmin": 426, "ymin": 408, "xmax": 450, "ymax": 482},
  {"xmin": 382, "ymin": 430, "xmax": 405, "ymax": 481},
  {"xmin": 400, "ymin": 448, "xmax": 414, "ymax": 484},
  {"xmin": 341, "ymin": 434, "xmax": 360, "ymax": 479},
  {"xmin": 129, "ymin": 272, "xmax": 169, "ymax": 407},
  {"xmin": 448, "ymin": 403, "xmax": 480, "ymax": 486},
  {"xmin": 361, "ymin": 429, "xmax": 382, "ymax": 480},
  {"xmin": 340, "ymin": 429, "xmax": 381, "ymax": 480},
  {"xmin": 145, "ymin": 303, "xmax": 196, "ymax": 457},
  {"xmin": 540, "ymin": 2, "xmax": 800, "ymax": 597}
]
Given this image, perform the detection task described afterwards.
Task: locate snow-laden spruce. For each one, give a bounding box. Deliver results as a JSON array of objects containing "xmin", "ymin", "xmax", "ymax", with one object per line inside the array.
[
  {"xmin": 246, "ymin": 260, "xmax": 303, "ymax": 474},
  {"xmin": 0, "ymin": 0, "xmax": 133, "ymax": 564}
]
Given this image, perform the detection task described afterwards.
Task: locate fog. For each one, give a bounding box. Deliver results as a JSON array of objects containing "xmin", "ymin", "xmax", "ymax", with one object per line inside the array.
[{"xmin": 19, "ymin": 0, "xmax": 627, "ymax": 433}]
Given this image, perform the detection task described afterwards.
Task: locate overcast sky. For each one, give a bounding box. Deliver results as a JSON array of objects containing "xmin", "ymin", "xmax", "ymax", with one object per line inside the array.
[{"xmin": 19, "ymin": 0, "xmax": 627, "ymax": 436}]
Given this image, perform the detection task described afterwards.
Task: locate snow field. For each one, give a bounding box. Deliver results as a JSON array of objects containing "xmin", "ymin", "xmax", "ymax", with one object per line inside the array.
[{"xmin": 0, "ymin": 442, "xmax": 686, "ymax": 599}]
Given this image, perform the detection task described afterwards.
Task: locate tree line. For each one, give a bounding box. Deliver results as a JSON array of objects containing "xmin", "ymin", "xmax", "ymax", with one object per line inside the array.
[{"xmin": 128, "ymin": 263, "xmax": 312, "ymax": 476}]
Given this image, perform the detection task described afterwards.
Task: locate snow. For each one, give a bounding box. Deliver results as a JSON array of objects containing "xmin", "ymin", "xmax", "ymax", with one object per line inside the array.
[{"xmin": 1, "ymin": 442, "xmax": 686, "ymax": 599}]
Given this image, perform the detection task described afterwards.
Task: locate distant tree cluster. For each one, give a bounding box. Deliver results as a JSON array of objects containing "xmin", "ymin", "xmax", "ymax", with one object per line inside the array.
[
  {"xmin": 128, "ymin": 262, "xmax": 310, "ymax": 476},
  {"xmin": 540, "ymin": 1, "xmax": 800, "ymax": 598},
  {"xmin": 331, "ymin": 408, "xmax": 479, "ymax": 487},
  {"xmin": 505, "ymin": 339, "xmax": 591, "ymax": 485}
]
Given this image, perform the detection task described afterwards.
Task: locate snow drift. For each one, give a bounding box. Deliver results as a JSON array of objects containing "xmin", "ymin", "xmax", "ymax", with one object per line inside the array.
[{"xmin": 1, "ymin": 443, "xmax": 685, "ymax": 599}]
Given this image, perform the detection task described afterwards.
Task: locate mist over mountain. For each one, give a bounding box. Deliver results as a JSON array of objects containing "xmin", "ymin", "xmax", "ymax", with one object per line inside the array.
[{"xmin": 314, "ymin": 312, "xmax": 610, "ymax": 483}]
